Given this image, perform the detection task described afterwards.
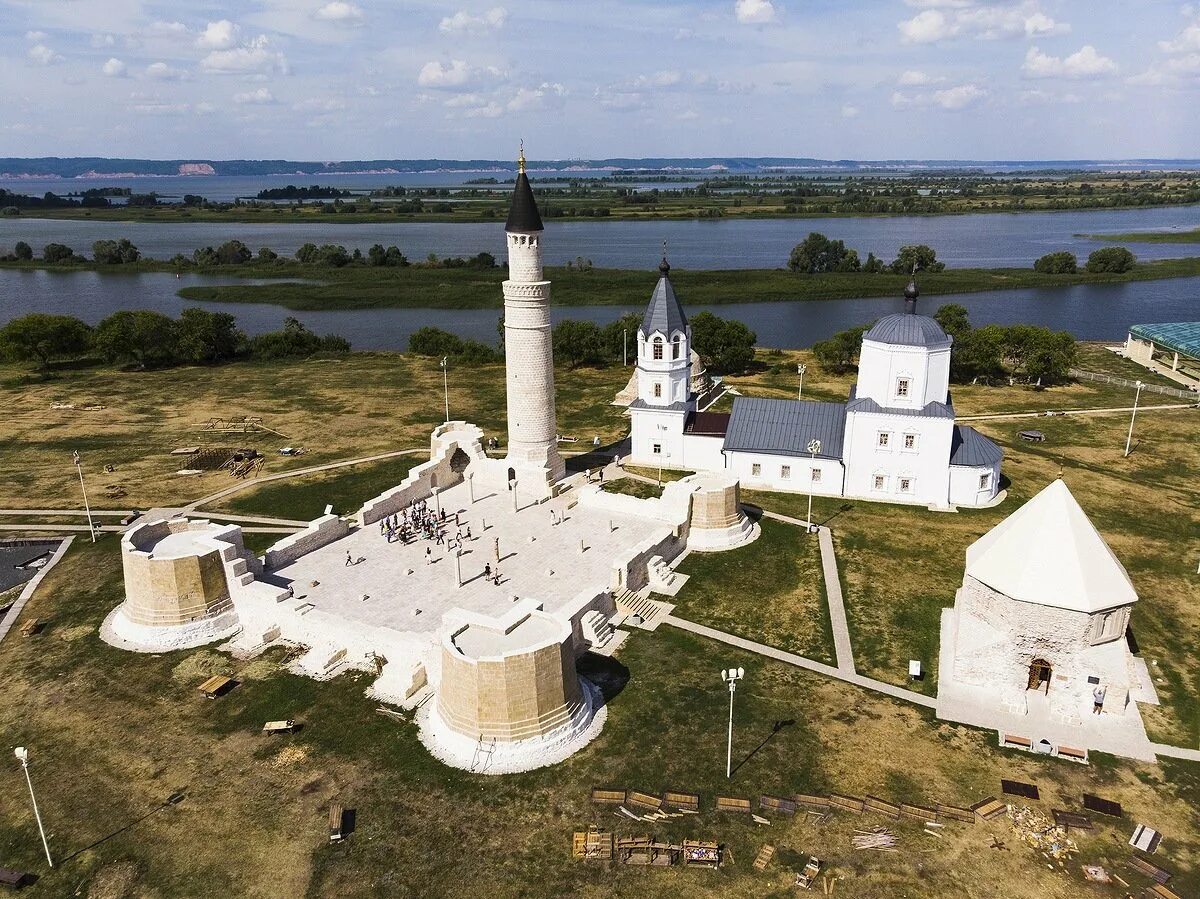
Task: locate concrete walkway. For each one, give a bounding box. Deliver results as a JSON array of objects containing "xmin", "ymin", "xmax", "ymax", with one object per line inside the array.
[
  {"xmin": 1150, "ymin": 743, "xmax": 1200, "ymax": 762},
  {"xmin": 0, "ymin": 509, "xmax": 131, "ymax": 517},
  {"xmin": 0, "ymin": 536, "xmax": 73, "ymax": 644},
  {"xmin": 0, "ymin": 523, "xmax": 297, "ymax": 535},
  {"xmin": 663, "ymin": 615, "xmax": 935, "ymax": 709},
  {"xmin": 957, "ymin": 402, "xmax": 1197, "ymax": 422}
]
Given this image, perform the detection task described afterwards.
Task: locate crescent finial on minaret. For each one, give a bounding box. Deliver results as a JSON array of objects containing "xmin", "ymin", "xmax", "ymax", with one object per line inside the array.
[{"xmin": 518, "ymin": 139, "xmax": 526, "ymax": 174}]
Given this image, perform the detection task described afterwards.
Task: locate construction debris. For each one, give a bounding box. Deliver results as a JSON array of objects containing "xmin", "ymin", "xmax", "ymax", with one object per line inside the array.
[
  {"xmin": 1007, "ymin": 805, "xmax": 1078, "ymax": 863},
  {"xmin": 1081, "ymin": 865, "xmax": 1111, "ymax": 884},
  {"xmin": 852, "ymin": 827, "xmax": 897, "ymax": 852}
]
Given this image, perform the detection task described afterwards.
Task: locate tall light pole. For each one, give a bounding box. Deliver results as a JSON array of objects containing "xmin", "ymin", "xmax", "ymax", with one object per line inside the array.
[
  {"xmin": 440, "ymin": 356, "xmax": 450, "ymax": 424},
  {"xmin": 14, "ymin": 747, "xmax": 52, "ymax": 867},
  {"xmin": 721, "ymin": 667, "xmax": 745, "ymax": 779},
  {"xmin": 623, "ymin": 328, "xmax": 628, "ymax": 367},
  {"xmin": 806, "ymin": 438, "xmax": 821, "ymax": 533},
  {"xmin": 1124, "ymin": 380, "xmax": 1144, "ymax": 457},
  {"xmin": 72, "ymin": 450, "xmax": 96, "ymax": 543},
  {"xmin": 797, "ymin": 363, "xmax": 807, "ymax": 399},
  {"xmin": 656, "ymin": 423, "xmax": 668, "ymax": 485}
]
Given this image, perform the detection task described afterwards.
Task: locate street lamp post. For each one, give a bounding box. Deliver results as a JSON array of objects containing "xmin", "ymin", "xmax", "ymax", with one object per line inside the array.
[
  {"xmin": 797, "ymin": 363, "xmax": 807, "ymax": 399},
  {"xmin": 1124, "ymin": 380, "xmax": 1144, "ymax": 457},
  {"xmin": 806, "ymin": 438, "xmax": 821, "ymax": 533},
  {"xmin": 656, "ymin": 424, "xmax": 668, "ymax": 485},
  {"xmin": 72, "ymin": 451, "xmax": 96, "ymax": 543},
  {"xmin": 14, "ymin": 747, "xmax": 52, "ymax": 867},
  {"xmin": 440, "ymin": 356, "xmax": 450, "ymax": 424},
  {"xmin": 720, "ymin": 667, "xmax": 745, "ymax": 779},
  {"xmin": 623, "ymin": 328, "xmax": 628, "ymax": 367}
]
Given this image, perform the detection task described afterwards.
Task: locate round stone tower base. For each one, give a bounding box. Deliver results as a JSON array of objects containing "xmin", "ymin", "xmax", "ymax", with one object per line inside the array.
[
  {"xmin": 100, "ymin": 604, "xmax": 241, "ymax": 653},
  {"xmin": 681, "ymin": 472, "xmax": 760, "ymax": 552},
  {"xmin": 416, "ymin": 677, "xmax": 606, "ymax": 775}
]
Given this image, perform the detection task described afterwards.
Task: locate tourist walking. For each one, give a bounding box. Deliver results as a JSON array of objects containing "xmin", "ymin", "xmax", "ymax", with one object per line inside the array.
[
  {"xmin": 1092, "ymin": 685, "xmax": 1106, "ymax": 715},
  {"xmin": 345, "ymin": 552, "xmax": 353, "ymax": 567}
]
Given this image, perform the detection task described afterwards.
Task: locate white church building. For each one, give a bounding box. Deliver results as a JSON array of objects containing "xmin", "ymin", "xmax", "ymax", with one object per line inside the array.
[{"xmin": 627, "ymin": 265, "xmax": 1003, "ymax": 509}]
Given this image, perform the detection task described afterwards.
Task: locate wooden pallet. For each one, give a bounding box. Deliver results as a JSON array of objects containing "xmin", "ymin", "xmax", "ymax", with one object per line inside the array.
[
  {"xmin": 864, "ymin": 796, "xmax": 901, "ymax": 820},
  {"xmin": 900, "ymin": 803, "xmax": 937, "ymax": 822},
  {"xmin": 752, "ymin": 844, "xmax": 775, "ymax": 871},
  {"xmin": 971, "ymin": 797, "xmax": 1007, "ymax": 821},
  {"xmin": 795, "ymin": 793, "xmax": 831, "ymax": 812},
  {"xmin": 1053, "ymin": 809, "xmax": 1093, "ymax": 831},
  {"xmin": 1130, "ymin": 856, "xmax": 1172, "ymax": 884},
  {"xmin": 1001, "ymin": 779, "xmax": 1040, "ymax": 800},
  {"xmin": 627, "ymin": 790, "xmax": 663, "ymax": 812},
  {"xmin": 828, "ymin": 793, "xmax": 865, "ymax": 814},
  {"xmin": 759, "ymin": 795, "xmax": 797, "ymax": 816},
  {"xmin": 663, "ymin": 790, "xmax": 700, "ymax": 812},
  {"xmin": 716, "ymin": 796, "xmax": 752, "ymax": 814},
  {"xmin": 591, "ymin": 787, "xmax": 627, "ymax": 805},
  {"xmin": 1147, "ymin": 884, "xmax": 1183, "ymax": 899},
  {"xmin": 1082, "ymin": 794, "xmax": 1122, "ymax": 818},
  {"xmin": 935, "ymin": 803, "xmax": 976, "ymax": 824},
  {"xmin": 572, "ymin": 830, "xmax": 614, "ymax": 861}
]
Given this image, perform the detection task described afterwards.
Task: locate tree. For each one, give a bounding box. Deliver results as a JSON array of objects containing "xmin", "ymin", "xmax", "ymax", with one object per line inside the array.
[
  {"xmin": 315, "ymin": 244, "xmax": 351, "ymax": 267},
  {"xmin": 862, "ymin": 252, "xmax": 886, "ymax": 274},
  {"xmin": 176, "ymin": 308, "xmax": 243, "ymax": 363},
  {"xmin": 368, "ymin": 244, "xmax": 408, "ymax": 267},
  {"xmin": 247, "ymin": 317, "xmax": 350, "ymax": 358},
  {"xmin": 13, "ymin": 241, "xmax": 32, "ymax": 261},
  {"xmin": 42, "ymin": 243, "xmax": 74, "ymax": 264},
  {"xmin": 0, "ymin": 313, "xmax": 92, "ymax": 368},
  {"xmin": 257, "ymin": 247, "xmax": 278, "ymax": 262},
  {"xmin": 1033, "ymin": 251, "xmax": 1078, "ymax": 274},
  {"xmin": 295, "ymin": 243, "xmax": 319, "ymax": 263},
  {"xmin": 890, "ymin": 244, "xmax": 945, "ymax": 274},
  {"xmin": 1085, "ymin": 246, "xmax": 1136, "ymax": 274},
  {"xmin": 812, "ymin": 324, "xmax": 869, "ymax": 373},
  {"xmin": 552, "ymin": 320, "xmax": 604, "ymax": 368},
  {"xmin": 690, "ymin": 312, "xmax": 757, "ymax": 374},
  {"xmin": 933, "ymin": 303, "xmax": 971, "ymax": 341},
  {"xmin": 951, "ymin": 325, "xmax": 1003, "ymax": 383},
  {"xmin": 1023, "ymin": 329, "xmax": 1077, "ymax": 385},
  {"xmin": 92, "ymin": 238, "xmax": 140, "ymax": 264},
  {"xmin": 408, "ymin": 326, "xmax": 464, "ymax": 358},
  {"xmin": 94, "ymin": 310, "xmax": 178, "ymax": 367},
  {"xmin": 215, "ymin": 240, "xmax": 252, "ymax": 265},
  {"xmin": 601, "ymin": 312, "xmax": 644, "ymax": 363},
  {"xmin": 787, "ymin": 232, "xmax": 857, "ymax": 273}
]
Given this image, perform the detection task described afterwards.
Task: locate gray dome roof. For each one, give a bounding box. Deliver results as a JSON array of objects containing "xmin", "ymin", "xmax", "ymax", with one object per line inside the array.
[{"xmin": 864, "ymin": 313, "xmax": 950, "ymax": 348}]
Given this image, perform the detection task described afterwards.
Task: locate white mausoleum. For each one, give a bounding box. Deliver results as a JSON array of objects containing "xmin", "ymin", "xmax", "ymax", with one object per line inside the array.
[
  {"xmin": 627, "ymin": 274, "xmax": 1002, "ymax": 509},
  {"xmin": 935, "ymin": 479, "xmax": 1159, "ymax": 760}
]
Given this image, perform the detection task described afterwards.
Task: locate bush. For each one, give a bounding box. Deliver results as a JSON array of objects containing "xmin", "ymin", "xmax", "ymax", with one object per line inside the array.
[
  {"xmin": 812, "ymin": 324, "xmax": 870, "ymax": 373},
  {"xmin": 690, "ymin": 312, "xmax": 757, "ymax": 374},
  {"xmin": 1033, "ymin": 251, "xmax": 1078, "ymax": 274},
  {"xmin": 1085, "ymin": 246, "xmax": 1136, "ymax": 274},
  {"xmin": 552, "ymin": 320, "xmax": 604, "ymax": 368},
  {"xmin": 890, "ymin": 244, "xmax": 945, "ymax": 274},
  {"xmin": 246, "ymin": 317, "xmax": 350, "ymax": 359},
  {"xmin": 42, "ymin": 243, "xmax": 75, "ymax": 264},
  {"xmin": 0, "ymin": 313, "xmax": 93, "ymax": 367},
  {"xmin": 92, "ymin": 238, "xmax": 140, "ymax": 265},
  {"xmin": 13, "ymin": 241, "xmax": 33, "ymax": 261},
  {"xmin": 176, "ymin": 309, "xmax": 244, "ymax": 363},
  {"xmin": 409, "ymin": 327, "xmax": 464, "ymax": 358},
  {"xmin": 94, "ymin": 310, "xmax": 178, "ymax": 367},
  {"xmin": 787, "ymin": 232, "xmax": 859, "ymax": 273}
]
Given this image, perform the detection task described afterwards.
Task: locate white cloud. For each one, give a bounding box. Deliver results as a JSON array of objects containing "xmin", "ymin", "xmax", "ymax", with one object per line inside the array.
[
  {"xmin": 508, "ymin": 82, "xmax": 567, "ymax": 112},
  {"xmin": 195, "ymin": 101, "xmax": 218, "ymax": 115},
  {"xmin": 102, "ymin": 58, "xmax": 127, "ymax": 77},
  {"xmin": 898, "ymin": 69, "xmax": 942, "ymax": 86},
  {"xmin": 1023, "ymin": 45, "xmax": 1117, "ymax": 79},
  {"xmin": 900, "ymin": 3, "xmax": 1068, "ymax": 44},
  {"xmin": 146, "ymin": 61, "xmax": 187, "ymax": 81},
  {"xmin": 735, "ymin": 0, "xmax": 776, "ymax": 25},
  {"xmin": 1022, "ymin": 12, "xmax": 1068, "ymax": 37},
  {"xmin": 841, "ymin": 104, "xmax": 860, "ymax": 118},
  {"xmin": 27, "ymin": 44, "xmax": 63, "ymax": 66},
  {"xmin": 234, "ymin": 87, "xmax": 277, "ymax": 105},
  {"xmin": 630, "ymin": 70, "xmax": 683, "ymax": 89},
  {"xmin": 200, "ymin": 36, "xmax": 289, "ymax": 75},
  {"xmin": 417, "ymin": 59, "xmax": 474, "ymax": 88},
  {"xmin": 91, "ymin": 33, "xmax": 117, "ymax": 48},
  {"xmin": 196, "ymin": 20, "xmax": 240, "ymax": 50},
  {"xmin": 149, "ymin": 21, "xmax": 188, "ymax": 36},
  {"xmin": 898, "ymin": 9, "xmax": 954, "ymax": 42},
  {"xmin": 1128, "ymin": 53, "xmax": 1200, "ymax": 86},
  {"xmin": 439, "ymin": 7, "xmax": 507, "ymax": 33},
  {"xmin": 315, "ymin": 2, "xmax": 365, "ymax": 23},
  {"xmin": 24, "ymin": 30, "xmax": 47, "ymax": 42},
  {"xmin": 132, "ymin": 101, "xmax": 190, "ymax": 115},
  {"xmin": 1159, "ymin": 21, "xmax": 1200, "ymax": 54},
  {"xmin": 934, "ymin": 83, "xmax": 986, "ymax": 108}
]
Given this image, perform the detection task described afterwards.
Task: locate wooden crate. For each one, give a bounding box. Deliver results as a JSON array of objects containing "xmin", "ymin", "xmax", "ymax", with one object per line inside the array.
[
  {"xmin": 752, "ymin": 844, "xmax": 775, "ymax": 871},
  {"xmin": 935, "ymin": 803, "xmax": 976, "ymax": 824},
  {"xmin": 681, "ymin": 839, "xmax": 721, "ymax": 868},
  {"xmin": 864, "ymin": 796, "xmax": 901, "ymax": 820},
  {"xmin": 716, "ymin": 796, "xmax": 752, "ymax": 814},
  {"xmin": 795, "ymin": 793, "xmax": 831, "ymax": 811},
  {"xmin": 663, "ymin": 790, "xmax": 700, "ymax": 812},
  {"xmin": 572, "ymin": 830, "xmax": 614, "ymax": 861},
  {"xmin": 198, "ymin": 675, "xmax": 235, "ymax": 699},
  {"xmin": 590, "ymin": 787, "xmax": 627, "ymax": 805},
  {"xmin": 900, "ymin": 803, "xmax": 937, "ymax": 822},
  {"xmin": 970, "ymin": 797, "xmax": 1007, "ymax": 821},
  {"xmin": 627, "ymin": 790, "xmax": 663, "ymax": 812},
  {"xmin": 828, "ymin": 793, "xmax": 865, "ymax": 814},
  {"xmin": 758, "ymin": 795, "xmax": 797, "ymax": 816}
]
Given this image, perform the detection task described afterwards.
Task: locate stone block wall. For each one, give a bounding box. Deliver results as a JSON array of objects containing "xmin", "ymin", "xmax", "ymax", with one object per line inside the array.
[
  {"xmin": 263, "ymin": 514, "xmax": 351, "ymax": 570},
  {"xmin": 120, "ymin": 520, "xmax": 234, "ymax": 627}
]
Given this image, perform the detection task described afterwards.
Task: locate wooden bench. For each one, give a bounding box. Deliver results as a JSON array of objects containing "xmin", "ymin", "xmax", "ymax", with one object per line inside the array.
[
  {"xmin": 828, "ymin": 793, "xmax": 865, "ymax": 814},
  {"xmin": 681, "ymin": 839, "xmax": 721, "ymax": 868},
  {"xmin": 900, "ymin": 803, "xmax": 937, "ymax": 822},
  {"xmin": 262, "ymin": 719, "xmax": 296, "ymax": 734},
  {"xmin": 971, "ymin": 797, "xmax": 1007, "ymax": 821},
  {"xmin": 716, "ymin": 796, "xmax": 752, "ymax": 814},
  {"xmin": 794, "ymin": 793, "xmax": 831, "ymax": 812},
  {"xmin": 198, "ymin": 675, "xmax": 235, "ymax": 699},
  {"xmin": 1000, "ymin": 734, "xmax": 1032, "ymax": 749},
  {"xmin": 1147, "ymin": 884, "xmax": 1183, "ymax": 899},
  {"xmin": 1129, "ymin": 856, "xmax": 1172, "ymax": 884},
  {"xmin": 1052, "ymin": 809, "xmax": 1093, "ymax": 831},
  {"xmin": 864, "ymin": 796, "xmax": 901, "ymax": 820},
  {"xmin": 572, "ymin": 830, "xmax": 614, "ymax": 861},
  {"xmin": 590, "ymin": 787, "xmax": 626, "ymax": 805},
  {"xmin": 752, "ymin": 843, "xmax": 775, "ymax": 871},
  {"xmin": 19, "ymin": 617, "xmax": 41, "ymax": 638},
  {"xmin": 758, "ymin": 795, "xmax": 797, "ymax": 816},
  {"xmin": 328, "ymin": 802, "xmax": 344, "ymax": 843},
  {"xmin": 936, "ymin": 803, "xmax": 976, "ymax": 824},
  {"xmin": 627, "ymin": 790, "xmax": 663, "ymax": 812},
  {"xmin": 1057, "ymin": 745, "xmax": 1087, "ymax": 761},
  {"xmin": 662, "ymin": 790, "xmax": 699, "ymax": 812}
]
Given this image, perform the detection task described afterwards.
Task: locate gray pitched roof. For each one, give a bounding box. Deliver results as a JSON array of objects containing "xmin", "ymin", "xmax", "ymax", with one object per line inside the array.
[
  {"xmin": 641, "ymin": 271, "xmax": 689, "ymax": 338},
  {"xmin": 864, "ymin": 313, "xmax": 951, "ymax": 348},
  {"xmin": 505, "ymin": 171, "xmax": 543, "ymax": 232},
  {"xmin": 846, "ymin": 393, "xmax": 955, "ymax": 419},
  {"xmin": 724, "ymin": 397, "xmax": 846, "ymax": 459},
  {"xmin": 628, "ymin": 398, "xmax": 689, "ymax": 413},
  {"xmin": 949, "ymin": 425, "xmax": 1004, "ymax": 467}
]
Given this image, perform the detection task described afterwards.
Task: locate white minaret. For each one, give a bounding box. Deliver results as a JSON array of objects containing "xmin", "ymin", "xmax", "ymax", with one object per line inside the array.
[{"xmin": 502, "ymin": 145, "xmax": 565, "ymax": 488}]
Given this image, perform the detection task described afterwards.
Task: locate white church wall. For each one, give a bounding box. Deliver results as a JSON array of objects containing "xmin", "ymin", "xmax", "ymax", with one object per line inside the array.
[
  {"xmin": 636, "ymin": 330, "xmax": 692, "ymax": 406},
  {"xmin": 949, "ymin": 462, "xmax": 1001, "ymax": 508},
  {"xmin": 679, "ymin": 434, "xmax": 726, "ymax": 472},
  {"xmin": 842, "ymin": 411, "xmax": 954, "ymax": 507},
  {"xmin": 629, "ymin": 408, "xmax": 688, "ymax": 467},
  {"xmin": 724, "ymin": 450, "xmax": 845, "ymax": 496},
  {"xmin": 856, "ymin": 341, "xmax": 950, "ymax": 410}
]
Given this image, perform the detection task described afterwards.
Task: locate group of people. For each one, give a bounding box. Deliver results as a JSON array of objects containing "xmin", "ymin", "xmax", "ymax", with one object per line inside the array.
[{"xmin": 378, "ymin": 498, "xmax": 460, "ymax": 546}]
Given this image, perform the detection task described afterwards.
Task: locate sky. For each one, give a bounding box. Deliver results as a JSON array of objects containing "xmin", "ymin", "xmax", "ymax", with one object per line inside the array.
[{"xmin": 2, "ymin": 0, "xmax": 1199, "ymax": 161}]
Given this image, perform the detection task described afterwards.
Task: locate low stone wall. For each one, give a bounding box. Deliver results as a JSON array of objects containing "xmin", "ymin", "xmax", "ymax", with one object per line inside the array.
[
  {"xmin": 263, "ymin": 514, "xmax": 350, "ymax": 570},
  {"xmin": 613, "ymin": 530, "xmax": 686, "ymax": 593}
]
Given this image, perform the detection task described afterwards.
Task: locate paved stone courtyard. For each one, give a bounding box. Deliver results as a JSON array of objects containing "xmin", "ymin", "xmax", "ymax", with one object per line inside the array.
[{"xmin": 273, "ymin": 479, "xmax": 669, "ymax": 637}]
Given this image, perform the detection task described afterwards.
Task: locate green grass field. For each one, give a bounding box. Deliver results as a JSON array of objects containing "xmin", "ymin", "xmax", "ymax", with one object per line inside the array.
[{"xmin": 1081, "ymin": 227, "xmax": 1200, "ymax": 243}]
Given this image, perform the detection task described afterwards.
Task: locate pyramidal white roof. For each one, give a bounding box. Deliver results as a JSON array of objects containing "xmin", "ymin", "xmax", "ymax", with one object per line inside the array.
[{"xmin": 965, "ymin": 479, "xmax": 1137, "ymax": 613}]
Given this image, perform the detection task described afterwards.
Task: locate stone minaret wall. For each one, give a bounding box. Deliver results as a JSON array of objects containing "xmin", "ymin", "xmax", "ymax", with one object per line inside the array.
[{"xmin": 503, "ymin": 230, "xmax": 565, "ymax": 482}]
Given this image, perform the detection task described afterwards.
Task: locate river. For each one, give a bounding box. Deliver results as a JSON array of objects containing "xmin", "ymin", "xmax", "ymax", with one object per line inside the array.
[
  {"xmin": 2, "ymin": 268, "xmax": 1195, "ymax": 350},
  {"xmin": 1, "ymin": 205, "xmax": 1198, "ymax": 270}
]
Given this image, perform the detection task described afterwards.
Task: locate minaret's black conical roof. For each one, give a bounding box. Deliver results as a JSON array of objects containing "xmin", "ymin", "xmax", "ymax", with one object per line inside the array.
[{"xmin": 506, "ymin": 170, "xmax": 543, "ymax": 232}]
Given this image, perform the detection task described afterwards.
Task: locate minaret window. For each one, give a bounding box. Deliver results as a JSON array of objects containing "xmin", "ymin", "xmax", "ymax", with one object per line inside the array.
[
  {"xmin": 653, "ymin": 337, "xmax": 664, "ymax": 360},
  {"xmin": 653, "ymin": 383, "xmax": 662, "ymax": 398},
  {"xmin": 896, "ymin": 378, "xmax": 911, "ymax": 398}
]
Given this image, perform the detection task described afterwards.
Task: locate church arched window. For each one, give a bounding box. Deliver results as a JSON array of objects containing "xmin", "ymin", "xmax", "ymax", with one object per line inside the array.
[
  {"xmin": 672, "ymin": 335, "xmax": 683, "ymax": 360},
  {"xmin": 653, "ymin": 337, "xmax": 664, "ymax": 360}
]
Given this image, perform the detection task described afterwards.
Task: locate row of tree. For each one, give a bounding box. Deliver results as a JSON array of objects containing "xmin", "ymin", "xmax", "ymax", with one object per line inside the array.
[
  {"xmin": 0, "ymin": 310, "xmax": 350, "ymax": 370},
  {"xmin": 812, "ymin": 304, "xmax": 1076, "ymax": 385},
  {"xmin": 1033, "ymin": 247, "xmax": 1137, "ymax": 274},
  {"xmin": 408, "ymin": 311, "xmax": 758, "ymax": 375},
  {"xmin": 787, "ymin": 233, "xmax": 947, "ymax": 275}
]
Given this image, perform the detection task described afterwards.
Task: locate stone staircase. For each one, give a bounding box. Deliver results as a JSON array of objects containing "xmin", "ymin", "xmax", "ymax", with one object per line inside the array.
[
  {"xmin": 581, "ymin": 609, "xmax": 615, "ymax": 650},
  {"xmin": 614, "ymin": 589, "xmax": 674, "ymax": 631}
]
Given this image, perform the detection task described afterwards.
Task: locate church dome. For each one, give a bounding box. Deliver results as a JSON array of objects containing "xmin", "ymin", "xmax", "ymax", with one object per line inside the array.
[{"xmin": 864, "ymin": 313, "xmax": 950, "ymax": 348}]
